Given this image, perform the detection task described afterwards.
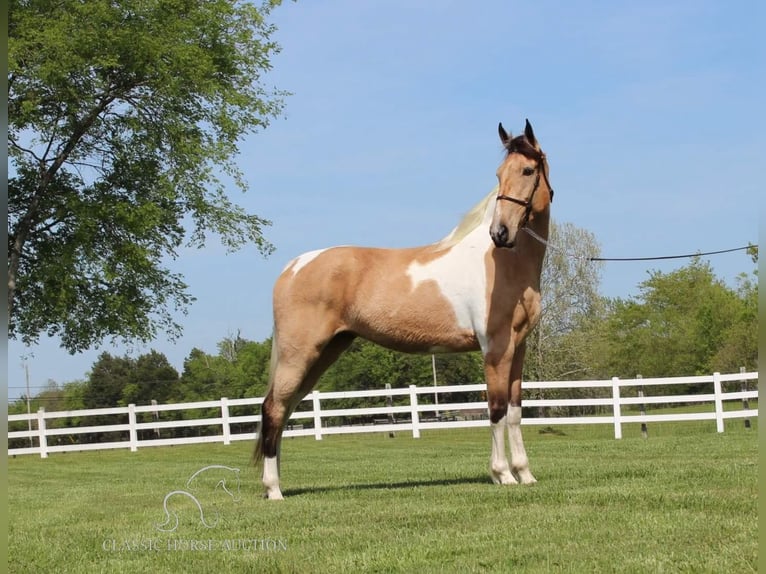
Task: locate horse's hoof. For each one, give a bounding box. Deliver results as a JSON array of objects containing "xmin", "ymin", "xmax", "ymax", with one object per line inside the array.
[
  {"xmin": 264, "ymin": 489, "xmax": 284, "ymax": 500},
  {"xmin": 515, "ymin": 469, "xmax": 537, "ymax": 485},
  {"xmin": 489, "ymin": 466, "xmax": 518, "ymax": 485}
]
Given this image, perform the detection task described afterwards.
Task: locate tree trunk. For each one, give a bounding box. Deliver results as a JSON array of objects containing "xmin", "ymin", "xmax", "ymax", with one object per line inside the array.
[{"xmin": 8, "ymin": 95, "xmax": 116, "ymax": 329}]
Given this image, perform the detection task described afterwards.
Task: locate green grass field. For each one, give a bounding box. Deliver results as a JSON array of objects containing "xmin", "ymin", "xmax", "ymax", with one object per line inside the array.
[{"xmin": 8, "ymin": 420, "xmax": 758, "ymax": 573}]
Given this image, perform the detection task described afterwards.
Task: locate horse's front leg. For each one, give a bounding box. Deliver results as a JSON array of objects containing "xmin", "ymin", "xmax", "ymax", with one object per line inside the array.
[
  {"xmin": 484, "ymin": 353, "xmax": 517, "ymax": 485},
  {"xmin": 507, "ymin": 341, "xmax": 536, "ymax": 484}
]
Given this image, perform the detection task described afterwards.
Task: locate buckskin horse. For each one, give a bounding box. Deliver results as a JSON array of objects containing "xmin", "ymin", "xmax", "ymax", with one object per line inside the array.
[{"xmin": 255, "ymin": 120, "xmax": 553, "ymax": 499}]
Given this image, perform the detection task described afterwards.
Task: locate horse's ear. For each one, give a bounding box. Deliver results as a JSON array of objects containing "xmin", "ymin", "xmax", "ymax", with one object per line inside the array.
[
  {"xmin": 524, "ymin": 119, "xmax": 538, "ymax": 148},
  {"xmin": 498, "ymin": 122, "xmax": 511, "ymax": 146}
]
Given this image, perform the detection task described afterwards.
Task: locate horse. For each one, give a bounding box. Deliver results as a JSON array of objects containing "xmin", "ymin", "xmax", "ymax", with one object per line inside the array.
[{"xmin": 254, "ymin": 119, "xmax": 554, "ymax": 499}]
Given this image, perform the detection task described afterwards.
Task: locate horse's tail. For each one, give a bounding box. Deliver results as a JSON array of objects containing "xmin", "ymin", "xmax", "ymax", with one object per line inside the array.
[{"xmin": 253, "ymin": 331, "xmax": 279, "ymax": 465}]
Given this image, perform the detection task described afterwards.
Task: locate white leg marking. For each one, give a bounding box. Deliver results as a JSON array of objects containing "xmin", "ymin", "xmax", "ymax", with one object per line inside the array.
[
  {"xmin": 507, "ymin": 406, "xmax": 536, "ymax": 484},
  {"xmin": 262, "ymin": 456, "xmax": 284, "ymax": 500},
  {"xmin": 489, "ymin": 416, "xmax": 517, "ymax": 485}
]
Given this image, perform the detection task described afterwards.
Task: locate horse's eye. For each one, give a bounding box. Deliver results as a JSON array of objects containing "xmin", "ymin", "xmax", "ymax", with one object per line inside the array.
[{"xmin": 522, "ymin": 166, "xmax": 535, "ymax": 176}]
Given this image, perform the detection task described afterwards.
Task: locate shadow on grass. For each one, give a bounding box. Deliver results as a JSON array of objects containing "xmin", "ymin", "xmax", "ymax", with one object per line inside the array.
[{"xmin": 283, "ymin": 475, "xmax": 491, "ymax": 497}]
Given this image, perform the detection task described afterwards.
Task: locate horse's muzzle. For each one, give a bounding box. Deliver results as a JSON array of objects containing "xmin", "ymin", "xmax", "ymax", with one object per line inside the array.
[{"xmin": 490, "ymin": 224, "xmax": 515, "ymax": 249}]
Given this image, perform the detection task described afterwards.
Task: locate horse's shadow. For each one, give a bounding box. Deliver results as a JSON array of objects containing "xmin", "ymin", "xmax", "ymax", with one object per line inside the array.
[{"xmin": 282, "ymin": 475, "xmax": 490, "ymax": 497}]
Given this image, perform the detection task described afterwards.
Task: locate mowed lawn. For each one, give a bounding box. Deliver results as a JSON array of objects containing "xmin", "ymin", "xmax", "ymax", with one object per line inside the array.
[{"xmin": 8, "ymin": 421, "xmax": 758, "ymax": 573}]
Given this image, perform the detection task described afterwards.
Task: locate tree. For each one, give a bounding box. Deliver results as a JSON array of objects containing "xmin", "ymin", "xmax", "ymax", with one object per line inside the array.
[
  {"xmin": 120, "ymin": 350, "xmax": 179, "ymax": 406},
  {"xmin": 711, "ymin": 272, "xmax": 757, "ymax": 372},
  {"xmin": 524, "ymin": 220, "xmax": 604, "ymax": 382},
  {"xmin": 177, "ymin": 336, "xmax": 273, "ymax": 401},
  {"xmin": 84, "ymin": 352, "xmax": 134, "ymax": 409},
  {"xmin": 8, "ymin": 0, "xmax": 287, "ymax": 352},
  {"xmin": 590, "ymin": 258, "xmax": 754, "ymax": 379},
  {"xmin": 432, "ymin": 352, "xmax": 484, "ymax": 387},
  {"xmin": 7, "ymin": 379, "xmax": 88, "ymax": 447},
  {"xmin": 236, "ymin": 339, "xmax": 274, "ymax": 398},
  {"xmin": 84, "ymin": 349, "xmax": 179, "ymax": 408},
  {"xmin": 176, "ymin": 336, "xmax": 273, "ymax": 436}
]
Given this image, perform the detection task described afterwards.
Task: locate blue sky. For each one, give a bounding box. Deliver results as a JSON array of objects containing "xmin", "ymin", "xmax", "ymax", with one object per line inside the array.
[{"xmin": 8, "ymin": 0, "xmax": 764, "ymax": 400}]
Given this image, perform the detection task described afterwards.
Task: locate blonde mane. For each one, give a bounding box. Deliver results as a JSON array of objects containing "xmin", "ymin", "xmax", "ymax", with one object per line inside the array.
[{"xmin": 435, "ymin": 186, "xmax": 498, "ymax": 249}]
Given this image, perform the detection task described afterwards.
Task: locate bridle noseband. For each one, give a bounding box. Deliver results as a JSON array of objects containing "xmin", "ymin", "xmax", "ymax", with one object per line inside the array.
[{"xmin": 495, "ymin": 154, "xmax": 554, "ymax": 226}]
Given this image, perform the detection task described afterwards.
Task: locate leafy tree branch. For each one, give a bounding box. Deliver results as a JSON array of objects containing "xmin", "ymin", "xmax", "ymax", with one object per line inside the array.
[{"xmin": 8, "ymin": 0, "xmax": 288, "ymax": 352}]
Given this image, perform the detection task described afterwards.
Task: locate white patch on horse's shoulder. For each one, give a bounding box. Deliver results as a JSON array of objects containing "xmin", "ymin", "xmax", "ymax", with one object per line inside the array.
[
  {"xmin": 406, "ymin": 241, "xmax": 487, "ymax": 335},
  {"xmin": 284, "ymin": 248, "xmax": 328, "ymax": 274}
]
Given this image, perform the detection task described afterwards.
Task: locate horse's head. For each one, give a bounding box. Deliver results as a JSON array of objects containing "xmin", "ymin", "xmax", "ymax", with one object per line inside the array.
[{"xmin": 490, "ymin": 119, "xmax": 554, "ymax": 249}]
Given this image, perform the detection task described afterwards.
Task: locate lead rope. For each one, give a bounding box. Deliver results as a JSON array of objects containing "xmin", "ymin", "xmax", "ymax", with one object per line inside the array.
[
  {"xmin": 522, "ymin": 227, "xmax": 755, "ymax": 262},
  {"xmin": 521, "ymin": 227, "xmax": 592, "ymax": 261}
]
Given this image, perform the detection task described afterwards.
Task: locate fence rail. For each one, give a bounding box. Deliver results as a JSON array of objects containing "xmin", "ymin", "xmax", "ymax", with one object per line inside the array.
[{"xmin": 7, "ymin": 371, "xmax": 758, "ymax": 458}]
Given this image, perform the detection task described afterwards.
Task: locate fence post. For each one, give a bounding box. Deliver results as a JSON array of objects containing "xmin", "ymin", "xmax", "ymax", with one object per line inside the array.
[
  {"xmin": 151, "ymin": 399, "xmax": 160, "ymax": 438},
  {"xmin": 221, "ymin": 397, "xmax": 231, "ymax": 445},
  {"xmin": 611, "ymin": 377, "xmax": 622, "ymax": 439},
  {"xmin": 637, "ymin": 374, "xmax": 648, "ymax": 439},
  {"xmin": 713, "ymin": 372, "xmax": 724, "ymax": 433},
  {"xmin": 740, "ymin": 366, "xmax": 751, "ymax": 429},
  {"xmin": 385, "ymin": 383, "xmax": 395, "ymax": 438},
  {"xmin": 128, "ymin": 404, "xmax": 138, "ymax": 452},
  {"xmin": 37, "ymin": 408, "xmax": 48, "ymax": 458},
  {"xmin": 409, "ymin": 385, "xmax": 421, "ymax": 439},
  {"xmin": 312, "ymin": 391, "xmax": 323, "ymax": 441}
]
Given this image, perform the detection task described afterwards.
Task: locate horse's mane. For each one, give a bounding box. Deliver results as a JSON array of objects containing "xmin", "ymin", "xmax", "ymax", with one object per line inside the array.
[{"xmin": 435, "ymin": 186, "xmax": 497, "ymax": 249}]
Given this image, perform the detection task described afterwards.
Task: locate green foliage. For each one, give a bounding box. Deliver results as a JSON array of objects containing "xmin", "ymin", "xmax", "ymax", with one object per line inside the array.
[
  {"xmin": 590, "ymin": 258, "xmax": 757, "ymax": 378},
  {"xmin": 174, "ymin": 336, "xmax": 273, "ymax": 434},
  {"xmin": 122, "ymin": 350, "xmax": 180, "ymax": 406},
  {"xmin": 8, "ymin": 380, "xmax": 59, "ymax": 415},
  {"xmin": 178, "ymin": 336, "xmax": 273, "ymax": 402},
  {"xmin": 8, "ymin": 0, "xmax": 287, "ymax": 352},
  {"xmin": 173, "ymin": 336, "xmax": 483, "ymax": 421},
  {"xmin": 317, "ymin": 340, "xmax": 484, "ymax": 415},
  {"xmin": 85, "ymin": 350, "xmax": 179, "ymax": 408},
  {"xmin": 7, "ymin": 379, "xmax": 89, "ymax": 448},
  {"xmin": 83, "ymin": 353, "xmax": 135, "ymax": 409},
  {"xmin": 322, "ymin": 340, "xmax": 428, "ymax": 392},
  {"xmin": 711, "ymin": 273, "xmax": 758, "ymax": 372}
]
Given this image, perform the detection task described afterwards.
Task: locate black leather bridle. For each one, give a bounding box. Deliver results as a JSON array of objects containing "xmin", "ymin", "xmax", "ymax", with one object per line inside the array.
[{"xmin": 495, "ymin": 154, "xmax": 554, "ymax": 226}]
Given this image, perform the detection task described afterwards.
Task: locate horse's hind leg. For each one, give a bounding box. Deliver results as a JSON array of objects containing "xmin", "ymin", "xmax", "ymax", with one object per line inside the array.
[
  {"xmin": 259, "ymin": 387, "xmax": 291, "ymax": 500},
  {"xmin": 259, "ymin": 332, "xmax": 355, "ymax": 500}
]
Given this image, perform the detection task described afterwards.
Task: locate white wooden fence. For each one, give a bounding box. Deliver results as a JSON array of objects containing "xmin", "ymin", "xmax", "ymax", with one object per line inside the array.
[{"xmin": 7, "ymin": 371, "xmax": 758, "ymax": 458}]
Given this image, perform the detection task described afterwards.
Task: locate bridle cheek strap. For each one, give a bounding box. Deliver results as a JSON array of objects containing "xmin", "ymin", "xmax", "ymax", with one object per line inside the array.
[
  {"xmin": 496, "ymin": 193, "xmax": 533, "ymax": 227},
  {"xmin": 495, "ymin": 155, "xmax": 554, "ymax": 227}
]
